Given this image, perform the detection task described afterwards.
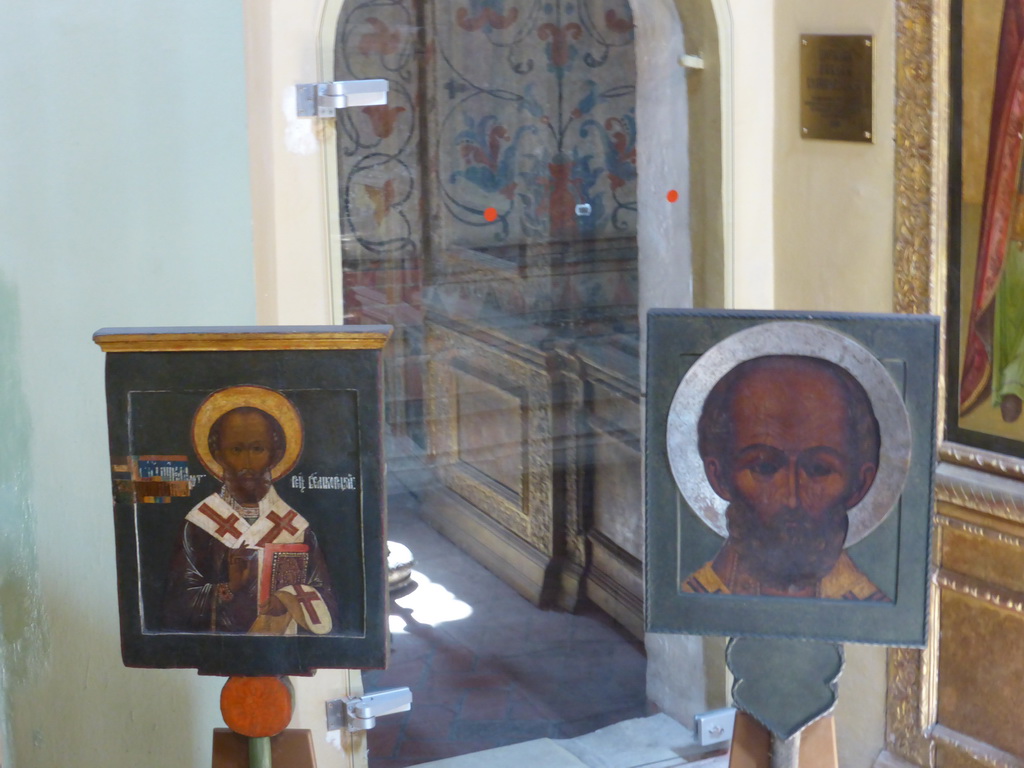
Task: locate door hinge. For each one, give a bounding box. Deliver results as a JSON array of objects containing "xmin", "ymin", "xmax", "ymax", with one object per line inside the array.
[
  {"xmin": 296, "ymin": 80, "xmax": 390, "ymax": 118},
  {"xmin": 326, "ymin": 687, "xmax": 412, "ymax": 732}
]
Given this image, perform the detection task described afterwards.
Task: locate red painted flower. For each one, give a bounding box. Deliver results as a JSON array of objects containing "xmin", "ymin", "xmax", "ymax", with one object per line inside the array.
[
  {"xmin": 605, "ymin": 10, "xmax": 633, "ymax": 34},
  {"xmin": 459, "ymin": 124, "xmax": 510, "ymax": 171},
  {"xmin": 456, "ymin": 4, "xmax": 519, "ymax": 31},
  {"xmin": 357, "ymin": 18, "xmax": 402, "ymax": 57},
  {"xmin": 362, "ymin": 105, "xmax": 407, "ymax": 139},
  {"xmin": 537, "ymin": 22, "xmax": 583, "ymax": 69}
]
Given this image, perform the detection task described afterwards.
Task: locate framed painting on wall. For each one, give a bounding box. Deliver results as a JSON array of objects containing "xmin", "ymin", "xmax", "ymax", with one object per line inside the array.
[
  {"xmin": 94, "ymin": 326, "xmax": 392, "ymax": 676},
  {"xmin": 948, "ymin": 0, "xmax": 1024, "ymax": 457}
]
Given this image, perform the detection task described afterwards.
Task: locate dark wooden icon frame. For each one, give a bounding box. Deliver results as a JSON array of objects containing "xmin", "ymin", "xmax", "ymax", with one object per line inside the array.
[{"xmin": 95, "ymin": 326, "xmax": 392, "ymax": 675}]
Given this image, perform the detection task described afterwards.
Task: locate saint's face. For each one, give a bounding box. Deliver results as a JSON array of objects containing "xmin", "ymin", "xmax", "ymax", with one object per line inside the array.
[
  {"xmin": 214, "ymin": 410, "xmax": 277, "ymax": 504},
  {"xmin": 713, "ymin": 361, "xmax": 870, "ymax": 532}
]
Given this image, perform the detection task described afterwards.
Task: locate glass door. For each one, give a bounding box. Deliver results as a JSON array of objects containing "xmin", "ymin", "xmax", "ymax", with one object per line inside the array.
[{"xmin": 334, "ymin": 0, "xmax": 644, "ymax": 632}]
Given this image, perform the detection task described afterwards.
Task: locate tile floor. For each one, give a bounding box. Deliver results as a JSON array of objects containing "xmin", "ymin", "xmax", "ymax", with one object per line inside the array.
[{"xmin": 363, "ymin": 491, "xmax": 649, "ymax": 767}]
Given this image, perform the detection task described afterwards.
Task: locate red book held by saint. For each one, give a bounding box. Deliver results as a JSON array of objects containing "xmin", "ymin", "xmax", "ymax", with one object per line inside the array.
[{"xmin": 258, "ymin": 543, "xmax": 310, "ymax": 605}]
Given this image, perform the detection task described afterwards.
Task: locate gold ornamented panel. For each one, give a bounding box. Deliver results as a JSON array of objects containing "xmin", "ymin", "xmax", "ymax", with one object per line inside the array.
[
  {"xmin": 881, "ymin": 0, "xmax": 1024, "ymax": 757},
  {"xmin": 94, "ymin": 327, "xmax": 392, "ymax": 352},
  {"xmin": 935, "ymin": 583, "xmax": 1024, "ymax": 763},
  {"xmin": 940, "ymin": 516, "xmax": 1024, "ymax": 593},
  {"xmin": 551, "ymin": 345, "xmax": 588, "ymax": 570},
  {"xmin": 884, "ymin": 0, "xmax": 943, "ymax": 763},
  {"xmin": 888, "ymin": 0, "xmax": 1024, "ymax": 752},
  {"xmin": 885, "ymin": 461, "xmax": 1024, "ymax": 765},
  {"xmin": 893, "ymin": 0, "xmax": 944, "ymax": 319}
]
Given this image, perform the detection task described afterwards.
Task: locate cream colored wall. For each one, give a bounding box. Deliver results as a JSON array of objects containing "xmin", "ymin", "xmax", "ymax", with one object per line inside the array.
[
  {"xmin": 769, "ymin": 2, "xmax": 897, "ymax": 767},
  {"xmin": 244, "ymin": 0, "xmax": 341, "ymax": 324},
  {"xmin": 731, "ymin": 0, "xmax": 776, "ymax": 309},
  {"xmin": 0, "ymin": 3, "xmax": 364, "ymax": 766},
  {"xmin": 772, "ymin": 1, "xmax": 896, "ymax": 314},
  {"xmin": 683, "ymin": 0, "xmax": 727, "ymax": 308},
  {"xmin": 0, "ymin": 3, "xmax": 255, "ymax": 766}
]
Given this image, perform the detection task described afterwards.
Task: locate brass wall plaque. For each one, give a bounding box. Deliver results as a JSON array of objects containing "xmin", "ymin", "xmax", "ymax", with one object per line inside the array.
[{"xmin": 800, "ymin": 35, "xmax": 873, "ymax": 143}]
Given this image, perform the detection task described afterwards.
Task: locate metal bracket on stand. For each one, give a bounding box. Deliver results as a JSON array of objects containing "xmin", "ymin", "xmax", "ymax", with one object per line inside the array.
[{"xmin": 326, "ymin": 687, "xmax": 412, "ymax": 732}]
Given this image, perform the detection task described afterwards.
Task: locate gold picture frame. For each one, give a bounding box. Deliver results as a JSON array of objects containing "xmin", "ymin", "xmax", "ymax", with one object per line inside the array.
[{"xmin": 886, "ymin": 0, "xmax": 944, "ymax": 757}]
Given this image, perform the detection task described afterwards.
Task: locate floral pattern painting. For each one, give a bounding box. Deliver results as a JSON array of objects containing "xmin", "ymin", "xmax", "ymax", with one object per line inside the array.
[
  {"xmin": 335, "ymin": 0, "xmax": 422, "ymax": 265},
  {"xmin": 336, "ymin": 0, "xmax": 639, "ymax": 443},
  {"xmin": 433, "ymin": 0, "xmax": 637, "ymax": 247},
  {"xmin": 336, "ymin": 0, "xmax": 636, "ymax": 257}
]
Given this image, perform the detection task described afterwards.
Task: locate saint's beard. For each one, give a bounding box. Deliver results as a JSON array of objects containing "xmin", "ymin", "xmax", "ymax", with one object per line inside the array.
[
  {"xmin": 726, "ymin": 500, "xmax": 849, "ymax": 590},
  {"xmin": 223, "ymin": 467, "xmax": 273, "ymax": 504}
]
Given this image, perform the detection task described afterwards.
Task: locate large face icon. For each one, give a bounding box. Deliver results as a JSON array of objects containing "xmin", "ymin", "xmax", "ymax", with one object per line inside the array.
[
  {"xmin": 649, "ymin": 314, "xmax": 935, "ymax": 641},
  {"xmin": 704, "ymin": 359, "xmax": 877, "ymax": 532},
  {"xmin": 667, "ymin": 321, "xmax": 913, "ymax": 550}
]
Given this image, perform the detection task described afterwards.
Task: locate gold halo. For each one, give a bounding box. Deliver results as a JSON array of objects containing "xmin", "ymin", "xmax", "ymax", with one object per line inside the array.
[{"xmin": 191, "ymin": 385, "xmax": 303, "ymax": 482}]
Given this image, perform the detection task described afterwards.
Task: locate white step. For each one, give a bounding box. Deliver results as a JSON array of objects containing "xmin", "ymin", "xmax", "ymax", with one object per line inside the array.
[{"xmin": 412, "ymin": 714, "xmax": 730, "ymax": 768}]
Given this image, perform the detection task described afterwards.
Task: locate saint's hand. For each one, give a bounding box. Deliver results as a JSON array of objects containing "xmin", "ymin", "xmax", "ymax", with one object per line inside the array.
[
  {"xmin": 259, "ymin": 594, "xmax": 288, "ymax": 617},
  {"xmin": 227, "ymin": 548, "xmax": 257, "ymax": 593},
  {"xmin": 1002, "ymin": 394, "xmax": 1023, "ymax": 423}
]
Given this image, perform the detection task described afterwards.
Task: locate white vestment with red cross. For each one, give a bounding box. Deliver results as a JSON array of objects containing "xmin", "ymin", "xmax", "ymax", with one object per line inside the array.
[
  {"xmin": 185, "ymin": 488, "xmax": 333, "ymax": 635},
  {"xmin": 185, "ymin": 487, "xmax": 309, "ymax": 548}
]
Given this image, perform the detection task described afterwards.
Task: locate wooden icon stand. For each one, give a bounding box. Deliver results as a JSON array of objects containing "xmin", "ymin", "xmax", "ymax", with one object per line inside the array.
[
  {"xmin": 728, "ymin": 712, "xmax": 837, "ymax": 768},
  {"xmin": 212, "ymin": 676, "xmax": 317, "ymax": 768}
]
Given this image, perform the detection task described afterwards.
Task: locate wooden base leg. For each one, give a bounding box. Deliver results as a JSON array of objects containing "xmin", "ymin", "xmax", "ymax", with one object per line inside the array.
[
  {"xmin": 211, "ymin": 728, "xmax": 317, "ymax": 768},
  {"xmin": 799, "ymin": 715, "xmax": 837, "ymax": 766},
  {"xmin": 728, "ymin": 712, "xmax": 837, "ymax": 768},
  {"xmin": 729, "ymin": 711, "xmax": 771, "ymax": 768},
  {"xmin": 249, "ymin": 736, "xmax": 272, "ymax": 768}
]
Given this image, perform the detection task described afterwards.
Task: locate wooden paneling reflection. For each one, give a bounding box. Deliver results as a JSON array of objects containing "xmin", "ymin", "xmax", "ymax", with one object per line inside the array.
[
  {"xmin": 454, "ymin": 370, "xmax": 524, "ymax": 498},
  {"xmin": 425, "ymin": 321, "xmax": 553, "ymax": 555},
  {"xmin": 592, "ymin": 435, "xmax": 642, "ymax": 561},
  {"xmin": 561, "ymin": 336, "xmax": 644, "ymax": 636}
]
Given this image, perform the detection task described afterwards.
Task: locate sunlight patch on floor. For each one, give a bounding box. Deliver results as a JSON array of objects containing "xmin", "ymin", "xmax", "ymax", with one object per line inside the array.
[{"xmin": 388, "ymin": 570, "xmax": 473, "ymax": 633}]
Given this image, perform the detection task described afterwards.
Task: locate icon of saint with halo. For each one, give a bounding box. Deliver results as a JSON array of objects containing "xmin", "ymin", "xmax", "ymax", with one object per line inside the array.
[{"xmin": 163, "ymin": 385, "xmax": 338, "ymax": 635}]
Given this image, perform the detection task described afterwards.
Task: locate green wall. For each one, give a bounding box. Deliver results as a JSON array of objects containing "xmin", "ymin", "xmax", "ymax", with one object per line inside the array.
[{"xmin": 0, "ymin": 2, "xmax": 255, "ymax": 765}]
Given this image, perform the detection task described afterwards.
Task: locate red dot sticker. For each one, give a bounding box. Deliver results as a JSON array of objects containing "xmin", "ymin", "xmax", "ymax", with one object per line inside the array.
[
  {"xmin": 484, "ymin": 207, "xmax": 498, "ymax": 222},
  {"xmin": 666, "ymin": 190, "xmax": 679, "ymax": 203}
]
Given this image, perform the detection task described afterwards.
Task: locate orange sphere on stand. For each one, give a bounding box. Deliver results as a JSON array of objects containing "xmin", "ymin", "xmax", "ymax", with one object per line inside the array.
[{"xmin": 220, "ymin": 676, "xmax": 294, "ymax": 738}]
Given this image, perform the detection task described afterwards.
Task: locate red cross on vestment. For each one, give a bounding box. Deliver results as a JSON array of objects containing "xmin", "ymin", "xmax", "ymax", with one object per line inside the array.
[
  {"xmin": 257, "ymin": 509, "xmax": 300, "ymax": 546},
  {"xmin": 198, "ymin": 503, "xmax": 243, "ymax": 539},
  {"xmin": 291, "ymin": 584, "xmax": 322, "ymax": 626}
]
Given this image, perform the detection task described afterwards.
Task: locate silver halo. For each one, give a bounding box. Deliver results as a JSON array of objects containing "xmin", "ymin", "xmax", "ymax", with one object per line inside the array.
[{"xmin": 665, "ymin": 321, "xmax": 912, "ymax": 547}]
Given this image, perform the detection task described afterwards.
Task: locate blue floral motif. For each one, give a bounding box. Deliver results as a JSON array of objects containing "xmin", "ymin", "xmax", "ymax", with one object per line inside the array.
[
  {"xmin": 450, "ymin": 115, "xmax": 538, "ymax": 201},
  {"xmin": 581, "ymin": 112, "xmax": 635, "ymax": 185},
  {"xmin": 580, "ymin": 108, "xmax": 636, "ymax": 228},
  {"xmin": 433, "ymin": 0, "xmax": 637, "ymax": 240},
  {"xmin": 569, "ymin": 149, "xmax": 606, "ymax": 237}
]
